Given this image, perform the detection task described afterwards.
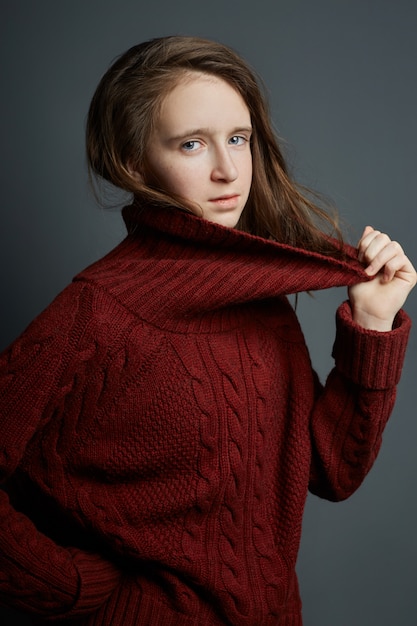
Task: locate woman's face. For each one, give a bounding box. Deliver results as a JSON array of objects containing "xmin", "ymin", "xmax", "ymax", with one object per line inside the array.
[{"xmin": 143, "ymin": 73, "xmax": 253, "ymax": 228}]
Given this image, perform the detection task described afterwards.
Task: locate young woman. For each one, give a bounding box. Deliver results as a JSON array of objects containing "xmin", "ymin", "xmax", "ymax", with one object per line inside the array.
[{"xmin": 0, "ymin": 36, "xmax": 415, "ymax": 626}]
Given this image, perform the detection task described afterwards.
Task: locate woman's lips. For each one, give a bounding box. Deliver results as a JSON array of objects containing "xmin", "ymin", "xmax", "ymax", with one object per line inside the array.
[{"xmin": 209, "ymin": 194, "xmax": 240, "ymax": 209}]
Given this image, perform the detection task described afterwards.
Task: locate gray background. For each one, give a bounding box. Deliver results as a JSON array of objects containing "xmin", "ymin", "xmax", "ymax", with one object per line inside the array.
[{"xmin": 1, "ymin": 0, "xmax": 416, "ymax": 624}]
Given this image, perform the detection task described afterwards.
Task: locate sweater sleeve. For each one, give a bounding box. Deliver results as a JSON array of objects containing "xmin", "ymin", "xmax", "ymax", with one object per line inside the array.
[
  {"xmin": 0, "ymin": 283, "xmax": 121, "ymax": 618},
  {"xmin": 308, "ymin": 300, "xmax": 411, "ymax": 501}
]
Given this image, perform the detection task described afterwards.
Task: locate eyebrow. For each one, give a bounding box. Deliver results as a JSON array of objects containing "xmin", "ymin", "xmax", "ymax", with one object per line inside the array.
[{"xmin": 168, "ymin": 126, "xmax": 253, "ymax": 142}]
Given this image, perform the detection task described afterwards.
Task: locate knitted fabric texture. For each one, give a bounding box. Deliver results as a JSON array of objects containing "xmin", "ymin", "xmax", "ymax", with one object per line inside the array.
[{"xmin": 0, "ymin": 202, "xmax": 411, "ymax": 625}]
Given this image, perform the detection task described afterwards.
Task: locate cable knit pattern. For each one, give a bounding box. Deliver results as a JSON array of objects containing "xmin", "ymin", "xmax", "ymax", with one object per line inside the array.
[{"xmin": 0, "ymin": 201, "xmax": 411, "ymax": 625}]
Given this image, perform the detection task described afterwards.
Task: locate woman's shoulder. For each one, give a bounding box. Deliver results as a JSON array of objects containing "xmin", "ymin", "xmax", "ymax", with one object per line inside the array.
[{"xmin": 0, "ymin": 271, "xmax": 141, "ymax": 369}]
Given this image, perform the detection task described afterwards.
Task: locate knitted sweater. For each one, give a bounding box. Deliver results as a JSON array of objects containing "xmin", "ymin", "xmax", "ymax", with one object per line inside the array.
[{"xmin": 0, "ymin": 202, "xmax": 411, "ymax": 625}]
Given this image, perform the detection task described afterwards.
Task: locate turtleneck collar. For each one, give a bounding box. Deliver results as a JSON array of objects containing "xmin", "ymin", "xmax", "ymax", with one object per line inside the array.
[
  {"xmin": 78, "ymin": 201, "xmax": 370, "ymax": 331},
  {"xmin": 122, "ymin": 200, "xmax": 369, "ymax": 285}
]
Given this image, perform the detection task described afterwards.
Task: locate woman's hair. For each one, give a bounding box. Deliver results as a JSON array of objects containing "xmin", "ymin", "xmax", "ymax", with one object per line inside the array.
[{"xmin": 87, "ymin": 35, "xmax": 344, "ymax": 255}]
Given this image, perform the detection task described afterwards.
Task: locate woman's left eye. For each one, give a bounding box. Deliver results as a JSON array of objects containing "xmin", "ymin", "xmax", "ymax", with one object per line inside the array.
[{"xmin": 228, "ymin": 135, "xmax": 246, "ymax": 146}]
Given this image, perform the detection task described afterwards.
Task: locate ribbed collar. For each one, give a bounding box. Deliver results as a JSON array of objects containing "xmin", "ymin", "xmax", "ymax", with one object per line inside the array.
[
  {"xmin": 123, "ymin": 200, "xmax": 369, "ymax": 286},
  {"xmin": 78, "ymin": 201, "xmax": 370, "ymax": 331}
]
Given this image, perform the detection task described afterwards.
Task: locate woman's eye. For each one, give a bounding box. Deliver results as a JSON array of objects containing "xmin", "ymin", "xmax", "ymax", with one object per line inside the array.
[
  {"xmin": 182, "ymin": 140, "xmax": 201, "ymax": 151},
  {"xmin": 229, "ymin": 135, "xmax": 246, "ymax": 146}
]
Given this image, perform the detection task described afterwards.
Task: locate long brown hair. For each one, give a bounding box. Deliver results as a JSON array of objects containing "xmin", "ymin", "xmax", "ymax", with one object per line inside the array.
[{"xmin": 87, "ymin": 35, "xmax": 344, "ymax": 256}]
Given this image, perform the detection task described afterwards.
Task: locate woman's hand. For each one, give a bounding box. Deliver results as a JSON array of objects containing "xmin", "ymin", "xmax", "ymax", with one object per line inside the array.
[{"xmin": 348, "ymin": 226, "xmax": 417, "ymax": 331}]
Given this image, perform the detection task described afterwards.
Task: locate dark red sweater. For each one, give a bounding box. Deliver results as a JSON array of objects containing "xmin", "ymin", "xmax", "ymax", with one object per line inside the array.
[{"xmin": 0, "ymin": 202, "xmax": 411, "ymax": 625}]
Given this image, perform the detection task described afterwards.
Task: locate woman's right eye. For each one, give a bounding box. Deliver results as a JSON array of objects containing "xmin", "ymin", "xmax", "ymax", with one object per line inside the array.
[{"xmin": 181, "ymin": 140, "xmax": 201, "ymax": 152}]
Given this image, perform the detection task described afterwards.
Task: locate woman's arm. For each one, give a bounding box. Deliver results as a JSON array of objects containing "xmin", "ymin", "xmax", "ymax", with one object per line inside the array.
[
  {"xmin": 309, "ymin": 227, "xmax": 415, "ymax": 500},
  {"xmin": 309, "ymin": 301, "xmax": 411, "ymax": 501},
  {"xmin": 0, "ymin": 284, "xmax": 121, "ymax": 618}
]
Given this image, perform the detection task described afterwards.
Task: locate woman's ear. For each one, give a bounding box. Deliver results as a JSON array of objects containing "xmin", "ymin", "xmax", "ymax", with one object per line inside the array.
[{"xmin": 127, "ymin": 161, "xmax": 144, "ymax": 183}]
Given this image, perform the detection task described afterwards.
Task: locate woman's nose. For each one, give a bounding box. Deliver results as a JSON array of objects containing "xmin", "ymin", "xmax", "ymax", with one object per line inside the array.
[{"xmin": 210, "ymin": 147, "xmax": 238, "ymax": 182}]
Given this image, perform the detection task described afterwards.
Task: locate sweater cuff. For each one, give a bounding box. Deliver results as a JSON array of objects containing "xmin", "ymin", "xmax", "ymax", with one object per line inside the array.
[
  {"xmin": 332, "ymin": 301, "xmax": 411, "ymax": 389},
  {"xmin": 66, "ymin": 548, "xmax": 121, "ymax": 616}
]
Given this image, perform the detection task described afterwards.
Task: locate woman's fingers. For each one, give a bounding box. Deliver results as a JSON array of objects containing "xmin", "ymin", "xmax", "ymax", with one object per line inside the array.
[{"xmin": 357, "ymin": 227, "xmax": 413, "ymax": 283}]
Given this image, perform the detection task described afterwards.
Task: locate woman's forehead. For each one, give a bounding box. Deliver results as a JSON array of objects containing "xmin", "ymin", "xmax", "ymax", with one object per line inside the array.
[{"xmin": 155, "ymin": 73, "xmax": 251, "ymax": 135}]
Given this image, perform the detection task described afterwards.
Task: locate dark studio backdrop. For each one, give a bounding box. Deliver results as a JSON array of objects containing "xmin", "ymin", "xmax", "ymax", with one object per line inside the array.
[{"xmin": 1, "ymin": 1, "xmax": 416, "ymax": 624}]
